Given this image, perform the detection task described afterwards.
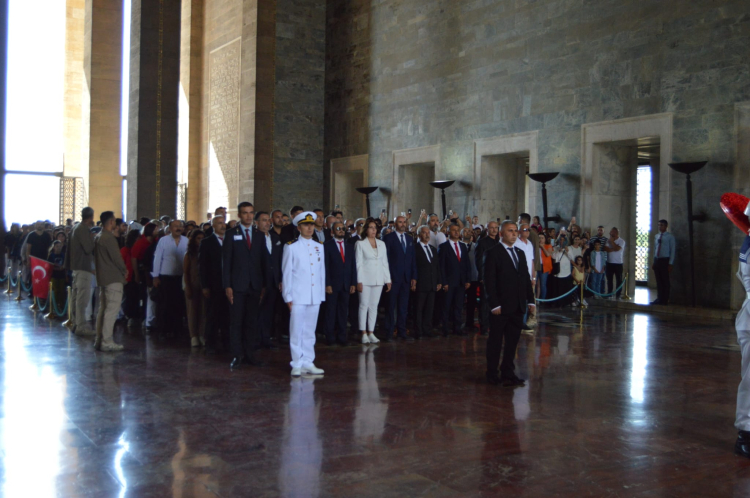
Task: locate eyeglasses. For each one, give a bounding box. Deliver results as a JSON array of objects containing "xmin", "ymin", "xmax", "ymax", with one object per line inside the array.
[
  {"xmin": 521, "ymin": 228, "xmax": 529, "ymax": 232},
  {"xmin": 334, "ymin": 226, "xmax": 344, "ymax": 231}
]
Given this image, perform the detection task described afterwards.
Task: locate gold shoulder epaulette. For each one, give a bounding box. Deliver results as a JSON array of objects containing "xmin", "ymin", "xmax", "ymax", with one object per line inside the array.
[{"xmin": 286, "ymin": 240, "xmax": 294, "ymax": 245}]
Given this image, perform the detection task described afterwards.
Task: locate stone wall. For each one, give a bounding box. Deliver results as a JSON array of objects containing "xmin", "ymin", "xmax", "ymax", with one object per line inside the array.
[
  {"xmin": 325, "ymin": 0, "xmax": 750, "ymax": 307},
  {"xmin": 273, "ymin": 0, "xmax": 326, "ymax": 212}
]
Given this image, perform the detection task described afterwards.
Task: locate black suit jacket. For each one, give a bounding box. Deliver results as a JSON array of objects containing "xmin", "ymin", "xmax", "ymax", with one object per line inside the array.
[
  {"xmin": 222, "ymin": 225, "xmax": 267, "ymax": 293},
  {"xmin": 198, "ymin": 234, "xmax": 224, "ymax": 292},
  {"xmin": 324, "ymin": 238, "xmax": 357, "ymax": 291},
  {"xmin": 280, "ymin": 224, "xmax": 298, "ymax": 245},
  {"xmin": 475, "ymin": 235, "xmax": 500, "ymax": 281},
  {"xmin": 313, "ymin": 229, "xmax": 328, "ymax": 244},
  {"xmin": 264, "ymin": 230, "xmax": 283, "ymax": 288},
  {"xmin": 484, "ymin": 243, "xmax": 535, "ymax": 314},
  {"xmin": 414, "ymin": 243, "xmax": 441, "ymax": 292},
  {"xmin": 439, "ymin": 240, "xmax": 470, "ymax": 288}
]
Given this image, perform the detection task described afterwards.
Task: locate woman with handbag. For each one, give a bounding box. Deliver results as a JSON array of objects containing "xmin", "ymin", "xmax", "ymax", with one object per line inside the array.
[{"xmin": 355, "ymin": 218, "xmax": 392, "ymax": 344}]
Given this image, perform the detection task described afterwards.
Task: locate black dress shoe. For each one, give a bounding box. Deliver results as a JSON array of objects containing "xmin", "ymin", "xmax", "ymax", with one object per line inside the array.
[
  {"xmin": 245, "ymin": 356, "xmax": 267, "ymax": 367},
  {"xmin": 736, "ymin": 431, "xmax": 750, "ymax": 458},
  {"xmin": 486, "ymin": 374, "xmax": 501, "ymax": 386},
  {"xmin": 521, "ymin": 324, "xmax": 533, "ymax": 331},
  {"xmin": 230, "ymin": 357, "xmax": 243, "ymax": 370},
  {"xmin": 501, "ymin": 378, "xmax": 525, "ymax": 387}
]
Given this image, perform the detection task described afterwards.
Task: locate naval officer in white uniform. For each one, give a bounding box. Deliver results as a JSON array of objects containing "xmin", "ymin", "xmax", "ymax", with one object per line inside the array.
[{"xmin": 282, "ymin": 211, "xmax": 326, "ymax": 376}]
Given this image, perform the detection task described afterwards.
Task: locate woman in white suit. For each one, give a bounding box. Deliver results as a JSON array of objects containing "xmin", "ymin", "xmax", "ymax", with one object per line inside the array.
[{"xmin": 355, "ymin": 218, "xmax": 391, "ymax": 344}]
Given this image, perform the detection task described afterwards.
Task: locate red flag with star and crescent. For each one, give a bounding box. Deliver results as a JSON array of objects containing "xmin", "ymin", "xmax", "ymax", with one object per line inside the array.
[{"xmin": 30, "ymin": 256, "xmax": 52, "ymax": 299}]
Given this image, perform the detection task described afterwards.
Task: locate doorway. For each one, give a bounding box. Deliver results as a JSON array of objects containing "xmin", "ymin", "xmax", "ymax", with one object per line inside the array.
[{"xmin": 479, "ymin": 152, "xmax": 529, "ymax": 222}]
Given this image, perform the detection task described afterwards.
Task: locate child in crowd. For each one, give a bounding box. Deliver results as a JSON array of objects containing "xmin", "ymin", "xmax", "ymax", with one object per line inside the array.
[
  {"xmin": 589, "ymin": 240, "xmax": 607, "ymax": 296},
  {"xmin": 572, "ymin": 255, "xmax": 588, "ymax": 307}
]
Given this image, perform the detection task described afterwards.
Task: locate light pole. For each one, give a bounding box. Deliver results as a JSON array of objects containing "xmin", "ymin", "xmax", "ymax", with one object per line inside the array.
[
  {"xmin": 355, "ymin": 187, "xmax": 379, "ymax": 218},
  {"xmin": 429, "ymin": 180, "xmax": 455, "ymax": 220},
  {"xmin": 526, "ymin": 172, "xmax": 561, "ymax": 230}
]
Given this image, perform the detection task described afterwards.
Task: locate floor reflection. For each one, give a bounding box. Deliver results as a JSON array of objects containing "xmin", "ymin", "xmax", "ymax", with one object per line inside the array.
[
  {"xmin": 279, "ymin": 377, "xmax": 322, "ymax": 498},
  {"xmin": 630, "ymin": 315, "xmax": 649, "ymax": 404},
  {"xmin": 354, "ymin": 345, "xmax": 388, "ymax": 444},
  {"xmin": 2, "ymin": 323, "xmax": 65, "ymax": 498}
]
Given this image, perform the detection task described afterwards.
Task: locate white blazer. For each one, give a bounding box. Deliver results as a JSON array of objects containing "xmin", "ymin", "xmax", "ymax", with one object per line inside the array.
[{"xmin": 355, "ymin": 238, "xmax": 391, "ymax": 286}]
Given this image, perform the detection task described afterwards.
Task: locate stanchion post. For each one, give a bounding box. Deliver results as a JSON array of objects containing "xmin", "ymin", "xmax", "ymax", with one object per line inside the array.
[
  {"xmin": 14, "ymin": 270, "xmax": 23, "ymax": 301},
  {"xmin": 622, "ymin": 272, "xmax": 631, "ymax": 300},
  {"xmin": 62, "ymin": 285, "xmax": 73, "ymax": 328},
  {"xmin": 44, "ymin": 282, "xmax": 54, "ymax": 320}
]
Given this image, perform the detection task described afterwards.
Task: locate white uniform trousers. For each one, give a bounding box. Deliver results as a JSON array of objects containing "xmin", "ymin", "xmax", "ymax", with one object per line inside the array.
[
  {"xmin": 289, "ymin": 303, "xmax": 320, "ymax": 369},
  {"xmin": 737, "ymin": 298, "xmax": 750, "ymax": 431}
]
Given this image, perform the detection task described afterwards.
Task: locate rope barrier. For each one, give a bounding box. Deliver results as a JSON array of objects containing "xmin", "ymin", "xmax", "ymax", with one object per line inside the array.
[
  {"xmin": 49, "ymin": 290, "xmax": 68, "ymax": 318},
  {"xmin": 585, "ymin": 277, "xmax": 627, "ymax": 298},
  {"xmin": 0, "ymin": 274, "xmax": 7, "ymax": 283},
  {"xmin": 536, "ymin": 284, "xmax": 581, "ymax": 302},
  {"xmin": 9, "ymin": 274, "xmax": 17, "ymax": 287},
  {"xmin": 35, "ymin": 296, "xmax": 50, "ymax": 313},
  {"xmin": 20, "ymin": 278, "xmax": 31, "ymax": 293}
]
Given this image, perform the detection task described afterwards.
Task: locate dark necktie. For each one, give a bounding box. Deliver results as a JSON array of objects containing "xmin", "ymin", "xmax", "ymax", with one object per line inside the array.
[
  {"xmin": 423, "ymin": 244, "xmax": 431, "ymax": 263},
  {"xmin": 400, "ymin": 233, "xmax": 406, "ymax": 253},
  {"xmin": 508, "ymin": 247, "xmax": 518, "ymax": 269},
  {"xmin": 245, "ymin": 229, "xmax": 252, "ymax": 250}
]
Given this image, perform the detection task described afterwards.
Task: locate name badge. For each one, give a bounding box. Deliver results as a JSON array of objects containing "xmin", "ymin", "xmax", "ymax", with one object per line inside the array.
[{"xmin": 234, "ymin": 235, "xmax": 243, "ymax": 241}]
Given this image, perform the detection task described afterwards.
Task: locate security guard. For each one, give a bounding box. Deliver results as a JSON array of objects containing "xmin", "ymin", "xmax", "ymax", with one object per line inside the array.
[{"xmin": 282, "ymin": 211, "xmax": 326, "ymax": 376}]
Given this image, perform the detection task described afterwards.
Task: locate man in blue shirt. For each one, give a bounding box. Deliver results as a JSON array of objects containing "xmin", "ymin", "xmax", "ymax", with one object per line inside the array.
[{"xmin": 651, "ymin": 219, "xmax": 676, "ymax": 305}]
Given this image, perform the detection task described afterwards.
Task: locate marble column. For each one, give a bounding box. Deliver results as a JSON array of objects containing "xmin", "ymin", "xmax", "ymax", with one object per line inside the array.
[
  {"xmin": 64, "ymin": 0, "xmax": 86, "ymax": 185},
  {"xmin": 126, "ymin": 0, "xmax": 181, "ymax": 220},
  {"xmin": 179, "ymin": 0, "xmax": 204, "ymax": 221},
  {"xmin": 82, "ymin": 0, "xmax": 123, "ymax": 216}
]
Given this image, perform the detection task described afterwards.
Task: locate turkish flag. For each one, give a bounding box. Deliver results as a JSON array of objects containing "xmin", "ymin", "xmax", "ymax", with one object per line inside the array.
[{"xmin": 30, "ymin": 256, "xmax": 52, "ymax": 299}]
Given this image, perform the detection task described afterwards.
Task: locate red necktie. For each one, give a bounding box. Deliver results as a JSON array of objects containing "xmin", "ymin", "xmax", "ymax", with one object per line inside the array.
[
  {"xmin": 454, "ymin": 242, "xmax": 461, "ymax": 262},
  {"xmin": 245, "ymin": 229, "xmax": 252, "ymax": 250},
  {"xmin": 338, "ymin": 241, "xmax": 345, "ymax": 263}
]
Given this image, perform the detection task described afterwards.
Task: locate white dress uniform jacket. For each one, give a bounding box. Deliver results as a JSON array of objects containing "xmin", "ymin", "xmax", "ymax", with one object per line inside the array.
[
  {"xmin": 282, "ymin": 237, "xmax": 326, "ymax": 305},
  {"xmin": 736, "ymin": 235, "xmax": 750, "ymax": 431}
]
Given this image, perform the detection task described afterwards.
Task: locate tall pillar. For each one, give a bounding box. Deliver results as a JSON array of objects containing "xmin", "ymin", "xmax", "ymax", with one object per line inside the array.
[
  {"xmin": 0, "ymin": 0, "xmax": 6, "ymax": 227},
  {"xmin": 179, "ymin": 0, "xmax": 204, "ymax": 221},
  {"xmin": 64, "ymin": 0, "xmax": 86, "ymax": 185},
  {"xmin": 83, "ymin": 0, "xmax": 123, "ymax": 216},
  {"xmin": 127, "ymin": 0, "xmax": 181, "ymax": 220}
]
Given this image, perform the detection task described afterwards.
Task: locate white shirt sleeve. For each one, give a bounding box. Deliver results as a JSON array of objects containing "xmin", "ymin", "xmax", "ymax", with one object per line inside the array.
[
  {"xmin": 282, "ymin": 243, "xmax": 294, "ymax": 303},
  {"xmin": 151, "ymin": 238, "xmax": 163, "ymax": 277}
]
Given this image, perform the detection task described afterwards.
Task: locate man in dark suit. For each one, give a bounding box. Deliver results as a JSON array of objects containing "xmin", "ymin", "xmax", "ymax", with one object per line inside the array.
[
  {"xmin": 439, "ymin": 224, "xmax": 471, "ymax": 337},
  {"xmin": 223, "ymin": 202, "xmax": 268, "ymax": 369},
  {"xmin": 324, "ymin": 222, "xmax": 357, "ymax": 345},
  {"xmin": 312, "ymin": 209, "xmax": 329, "ymax": 244},
  {"xmin": 256, "ymin": 211, "xmax": 282, "ymax": 350},
  {"xmin": 475, "ymin": 221, "xmax": 500, "ymax": 335},
  {"xmin": 199, "ymin": 215, "xmax": 230, "ymax": 354},
  {"xmin": 483, "ymin": 220, "xmax": 536, "ymax": 387},
  {"xmin": 412, "ymin": 225, "xmax": 441, "ymax": 339},
  {"xmin": 280, "ymin": 205, "xmax": 304, "ymax": 244},
  {"xmin": 383, "ymin": 215, "xmax": 416, "ymax": 342}
]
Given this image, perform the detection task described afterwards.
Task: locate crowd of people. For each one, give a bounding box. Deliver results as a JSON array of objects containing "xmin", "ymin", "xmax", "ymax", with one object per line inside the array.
[{"xmin": 1, "ymin": 202, "xmax": 676, "ymax": 383}]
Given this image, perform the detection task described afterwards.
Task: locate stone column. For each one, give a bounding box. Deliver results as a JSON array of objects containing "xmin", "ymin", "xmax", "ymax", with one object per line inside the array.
[
  {"xmin": 179, "ymin": 0, "xmax": 204, "ymax": 221},
  {"xmin": 82, "ymin": 0, "xmax": 123, "ymax": 216},
  {"xmin": 64, "ymin": 0, "xmax": 86, "ymax": 185},
  {"xmin": 126, "ymin": 0, "xmax": 181, "ymax": 220}
]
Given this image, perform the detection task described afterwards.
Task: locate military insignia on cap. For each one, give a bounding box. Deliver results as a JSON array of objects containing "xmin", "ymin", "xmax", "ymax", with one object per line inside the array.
[{"xmin": 293, "ymin": 211, "xmax": 317, "ymax": 226}]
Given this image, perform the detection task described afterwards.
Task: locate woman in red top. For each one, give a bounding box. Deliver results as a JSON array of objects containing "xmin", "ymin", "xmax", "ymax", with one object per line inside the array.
[{"xmin": 121, "ymin": 230, "xmax": 141, "ymax": 324}]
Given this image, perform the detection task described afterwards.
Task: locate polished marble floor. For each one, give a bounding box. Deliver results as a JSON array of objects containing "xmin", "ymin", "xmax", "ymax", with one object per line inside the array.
[{"xmin": 0, "ymin": 297, "xmax": 749, "ymax": 497}]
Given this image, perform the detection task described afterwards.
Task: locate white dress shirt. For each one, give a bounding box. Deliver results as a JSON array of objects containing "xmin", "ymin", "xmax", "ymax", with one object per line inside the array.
[
  {"xmin": 152, "ymin": 235, "xmax": 188, "ymax": 277},
  {"xmin": 513, "ymin": 238, "xmax": 535, "ymax": 279},
  {"xmin": 240, "ymin": 224, "xmax": 253, "ymax": 245},
  {"xmin": 264, "ymin": 232, "xmax": 273, "ymax": 253},
  {"xmin": 419, "ymin": 242, "xmax": 432, "ymax": 262}
]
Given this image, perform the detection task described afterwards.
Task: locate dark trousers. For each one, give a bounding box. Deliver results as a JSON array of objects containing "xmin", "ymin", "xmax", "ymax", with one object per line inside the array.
[
  {"xmin": 415, "ymin": 291, "xmax": 435, "ymax": 338},
  {"xmin": 325, "ymin": 288, "xmax": 350, "ymax": 343},
  {"xmin": 157, "ymin": 275, "xmax": 185, "ymax": 337},
  {"xmin": 479, "ymin": 283, "xmax": 490, "ymax": 334},
  {"xmin": 348, "ymin": 291, "xmax": 359, "ymax": 335},
  {"xmin": 465, "ymin": 281, "xmax": 480, "ymax": 329},
  {"xmin": 606, "ymin": 263, "xmax": 624, "ymax": 297},
  {"xmin": 442, "ymin": 284, "xmax": 464, "ymax": 335},
  {"xmin": 259, "ymin": 285, "xmax": 280, "ymax": 344},
  {"xmin": 487, "ymin": 311, "xmax": 524, "ymax": 378},
  {"xmin": 653, "ymin": 258, "xmax": 671, "ymax": 303},
  {"xmin": 123, "ymin": 281, "xmax": 140, "ymax": 319},
  {"xmin": 385, "ymin": 280, "xmax": 410, "ymax": 338},
  {"xmin": 204, "ymin": 291, "xmax": 230, "ymax": 351},
  {"xmin": 229, "ymin": 289, "xmax": 261, "ymax": 359}
]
